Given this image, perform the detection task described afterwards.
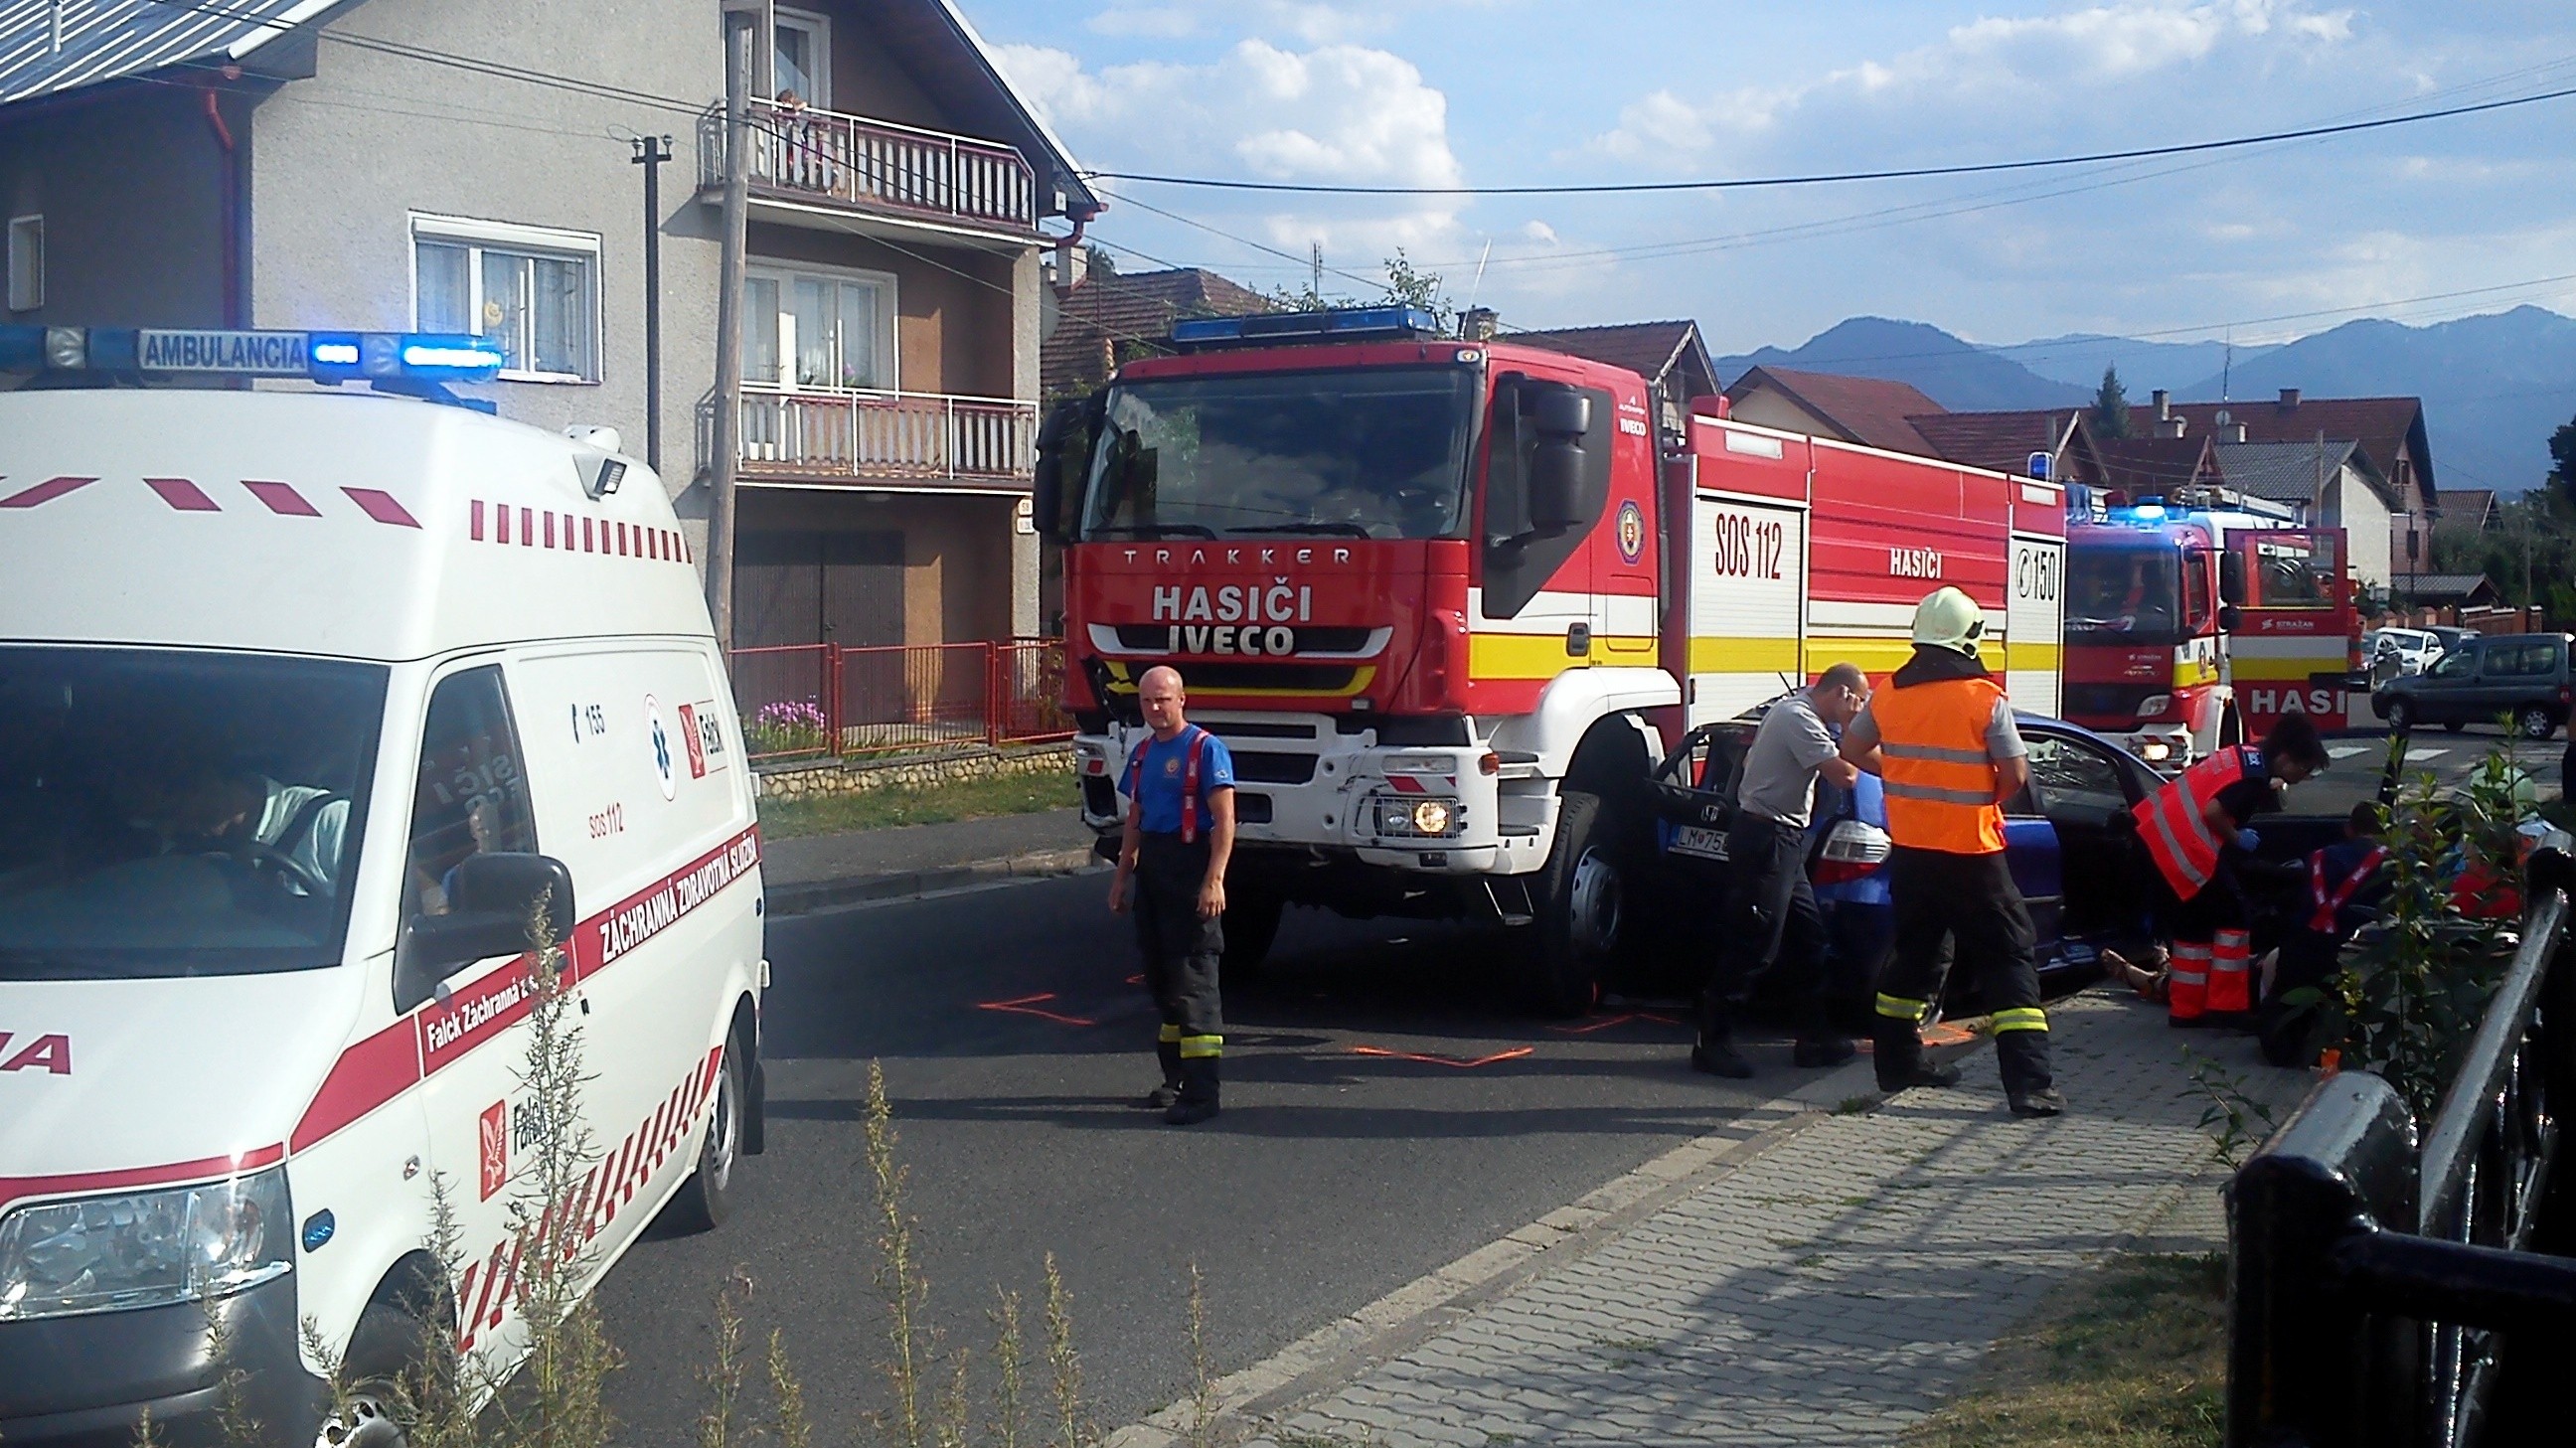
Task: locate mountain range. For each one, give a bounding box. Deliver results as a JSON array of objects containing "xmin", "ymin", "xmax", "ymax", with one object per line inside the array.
[{"xmin": 1712, "ymin": 306, "xmax": 2576, "ymax": 495}]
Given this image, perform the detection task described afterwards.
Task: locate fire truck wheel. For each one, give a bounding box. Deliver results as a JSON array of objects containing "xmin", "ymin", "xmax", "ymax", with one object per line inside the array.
[
  {"xmin": 2444, "ymin": 720, "xmax": 2465, "ymax": 733},
  {"xmin": 1519, "ymin": 789, "xmax": 1622, "ymax": 1017},
  {"xmin": 1221, "ymin": 890, "xmax": 1286, "ymax": 976},
  {"xmin": 661, "ymin": 1025, "xmax": 749, "ymax": 1234}
]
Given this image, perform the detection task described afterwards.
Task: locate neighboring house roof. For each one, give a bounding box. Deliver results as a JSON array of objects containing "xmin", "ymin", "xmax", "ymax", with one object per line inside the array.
[
  {"xmin": 2213, "ymin": 439, "xmax": 2367, "ymax": 506},
  {"xmin": 2094, "ymin": 434, "xmax": 2219, "ymax": 496},
  {"xmin": 1040, "ymin": 266, "xmax": 1270, "ymax": 399},
  {"xmin": 2444, "ymin": 487, "xmax": 2497, "ymax": 528},
  {"xmin": 2123, "ymin": 396, "xmax": 2436, "ymax": 510},
  {"xmin": 1508, "ymin": 320, "xmax": 1718, "ymax": 399},
  {"xmin": 2394, "ymin": 572, "xmax": 2498, "ymax": 603},
  {"xmin": 0, "ymin": 0, "xmax": 354, "ymax": 106},
  {"xmin": 1723, "ymin": 366, "xmax": 1946, "ymax": 457},
  {"xmin": 1907, "ymin": 409, "xmax": 2082, "ymax": 477}
]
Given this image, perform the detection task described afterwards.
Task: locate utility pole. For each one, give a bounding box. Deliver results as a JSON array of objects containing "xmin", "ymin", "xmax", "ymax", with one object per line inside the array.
[
  {"xmin": 1310, "ymin": 241, "xmax": 1322, "ymax": 301},
  {"xmin": 709, "ymin": 0, "xmax": 760, "ymax": 648},
  {"xmin": 631, "ymin": 133, "xmax": 674, "ymax": 474}
]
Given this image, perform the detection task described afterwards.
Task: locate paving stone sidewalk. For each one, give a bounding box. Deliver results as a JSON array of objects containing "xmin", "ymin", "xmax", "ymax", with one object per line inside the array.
[{"xmin": 1241, "ymin": 991, "xmax": 2311, "ymax": 1447}]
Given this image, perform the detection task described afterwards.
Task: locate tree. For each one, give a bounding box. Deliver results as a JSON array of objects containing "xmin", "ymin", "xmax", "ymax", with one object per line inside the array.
[
  {"xmin": 2091, "ymin": 366, "xmax": 2133, "ymax": 439},
  {"xmin": 2548, "ymin": 411, "xmax": 2576, "ymax": 507},
  {"xmin": 1380, "ymin": 248, "xmax": 1446, "ymax": 322}
]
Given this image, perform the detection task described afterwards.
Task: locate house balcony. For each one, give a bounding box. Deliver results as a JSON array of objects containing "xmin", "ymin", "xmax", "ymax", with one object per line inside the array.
[
  {"xmin": 699, "ymin": 99, "xmax": 1042, "ymax": 241},
  {"xmin": 718, "ymin": 384, "xmax": 1037, "ymax": 491}
]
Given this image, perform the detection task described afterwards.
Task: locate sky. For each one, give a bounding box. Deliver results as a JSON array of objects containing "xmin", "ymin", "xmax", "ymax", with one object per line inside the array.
[{"xmin": 963, "ymin": 1, "xmax": 2576, "ymax": 354}]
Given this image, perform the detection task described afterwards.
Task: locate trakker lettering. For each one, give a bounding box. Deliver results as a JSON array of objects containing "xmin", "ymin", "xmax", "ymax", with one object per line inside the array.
[
  {"xmin": 1889, "ymin": 547, "xmax": 1944, "ymax": 579},
  {"xmin": 1125, "ymin": 547, "xmax": 1353, "ymax": 566},
  {"xmin": 1150, "ymin": 583, "xmax": 1315, "ymax": 624},
  {"xmin": 0, "ymin": 1032, "xmax": 72, "ymax": 1075}
]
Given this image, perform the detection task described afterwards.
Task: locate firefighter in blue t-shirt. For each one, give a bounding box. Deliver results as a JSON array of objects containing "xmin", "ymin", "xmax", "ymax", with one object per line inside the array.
[{"xmin": 1109, "ymin": 666, "xmax": 1238, "ymax": 1125}]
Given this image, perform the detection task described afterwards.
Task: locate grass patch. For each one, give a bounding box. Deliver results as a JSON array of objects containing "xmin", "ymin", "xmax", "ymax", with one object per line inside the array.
[
  {"xmin": 1835, "ymin": 1095, "xmax": 1878, "ymax": 1115},
  {"xmin": 1904, "ymin": 1253, "xmax": 2226, "ymax": 1448},
  {"xmin": 757, "ymin": 766, "xmax": 1078, "ymax": 840}
]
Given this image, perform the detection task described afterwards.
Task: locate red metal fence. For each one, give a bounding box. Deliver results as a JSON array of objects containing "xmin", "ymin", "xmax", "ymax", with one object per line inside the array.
[{"xmin": 728, "ymin": 637, "xmax": 1072, "ymax": 763}]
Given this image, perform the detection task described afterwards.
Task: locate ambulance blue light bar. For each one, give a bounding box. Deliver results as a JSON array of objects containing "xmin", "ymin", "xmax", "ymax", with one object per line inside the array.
[
  {"xmin": 1168, "ymin": 305, "xmax": 1444, "ymax": 349},
  {"xmin": 0, "ymin": 325, "xmax": 507, "ymax": 383}
]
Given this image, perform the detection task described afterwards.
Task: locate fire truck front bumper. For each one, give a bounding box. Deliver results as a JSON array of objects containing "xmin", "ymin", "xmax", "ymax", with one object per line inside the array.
[{"xmin": 1073, "ymin": 721, "xmax": 1555, "ymax": 876}]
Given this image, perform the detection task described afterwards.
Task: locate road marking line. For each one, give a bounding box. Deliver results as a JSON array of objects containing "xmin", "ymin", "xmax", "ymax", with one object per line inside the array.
[
  {"xmin": 2408, "ymin": 747, "xmax": 2450, "ymax": 760},
  {"xmin": 1546, "ymin": 1011, "xmax": 1688, "ymax": 1036},
  {"xmin": 2328, "ymin": 744, "xmax": 2372, "ymax": 759},
  {"xmin": 1348, "ymin": 1045, "xmax": 1535, "ymax": 1068},
  {"xmin": 975, "ymin": 992, "xmax": 1099, "ymax": 1028}
]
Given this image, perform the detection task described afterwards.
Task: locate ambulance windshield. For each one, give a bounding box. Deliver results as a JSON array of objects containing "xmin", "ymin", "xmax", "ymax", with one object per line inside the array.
[
  {"xmin": 0, "ymin": 647, "xmax": 386, "ymax": 980},
  {"xmin": 2065, "ymin": 549, "xmax": 2184, "ymax": 645},
  {"xmin": 1078, "ymin": 366, "xmax": 1477, "ymax": 541}
]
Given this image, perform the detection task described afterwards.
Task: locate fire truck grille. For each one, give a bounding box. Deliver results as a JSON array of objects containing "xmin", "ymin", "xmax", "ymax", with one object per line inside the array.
[
  {"xmin": 1228, "ymin": 750, "xmax": 1319, "ymax": 785},
  {"xmin": 2063, "ymin": 683, "xmax": 2162, "ymax": 721},
  {"xmin": 1164, "ymin": 662, "xmax": 1363, "ymax": 693},
  {"xmin": 1113, "ymin": 624, "xmax": 1377, "ymax": 654}
]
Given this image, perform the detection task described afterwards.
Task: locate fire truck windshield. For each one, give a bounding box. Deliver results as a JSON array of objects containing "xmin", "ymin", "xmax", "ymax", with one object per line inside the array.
[
  {"xmin": 1078, "ymin": 367, "xmax": 1477, "ymax": 541},
  {"xmin": 2066, "ymin": 548, "xmax": 2187, "ymax": 645}
]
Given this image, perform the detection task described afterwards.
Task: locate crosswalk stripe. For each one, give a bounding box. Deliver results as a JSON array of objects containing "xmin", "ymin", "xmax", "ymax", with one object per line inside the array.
[
  {"xmin": 2327, "ymin": 744, "xmax": 2371, "ymax": 759},
  {"xmin": 2408, "ymin": 747, "xmax": 2450, "ymax": 760}
]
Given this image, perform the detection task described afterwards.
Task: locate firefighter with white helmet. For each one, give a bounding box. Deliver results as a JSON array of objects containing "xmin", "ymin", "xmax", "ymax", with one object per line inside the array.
[{"xmin": 1839, "ymin": 586, "xmax": 2065, "ymax": 1117}]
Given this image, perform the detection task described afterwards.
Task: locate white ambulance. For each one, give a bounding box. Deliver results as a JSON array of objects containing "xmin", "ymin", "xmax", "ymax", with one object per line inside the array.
[{"xmin": 0, "ymin": 328, "xmax": 767, "ymax": 1446}]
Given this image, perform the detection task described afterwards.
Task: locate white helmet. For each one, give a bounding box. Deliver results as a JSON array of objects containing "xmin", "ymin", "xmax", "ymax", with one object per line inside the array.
[{"xmin": 1911, "ymin": 586, "xmax": 1986, "ymax": 656}]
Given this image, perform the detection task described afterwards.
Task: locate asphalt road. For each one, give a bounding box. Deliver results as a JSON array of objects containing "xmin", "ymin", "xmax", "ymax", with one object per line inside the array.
[
  {"xmin": 2299, "ymin": 724, "xmax": 2566, "ymax": 821},
  {"xmin": 590, "ymin": 872, "xmax": 1818, "ymax": 1443}
]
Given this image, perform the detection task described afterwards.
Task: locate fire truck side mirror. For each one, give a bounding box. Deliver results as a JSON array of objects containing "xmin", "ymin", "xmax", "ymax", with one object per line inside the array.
[
  {"xmin": 1527, "ymin": 386, "xmax": 1591, "ymax": 533},
  {"xmin": 2219, "ymin": 603, "xmax": 2243, "ymax": 632},
  {"xmin": 2219, "ymin": 551, "xmax": 2248, "ymax": 607},
  {"xmin": 1030, "ymin": 396, "xmax": 1095, "ymax": 543}
]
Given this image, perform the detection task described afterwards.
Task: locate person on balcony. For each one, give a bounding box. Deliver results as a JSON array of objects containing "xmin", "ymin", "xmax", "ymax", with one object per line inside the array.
[{"xmin": 773, "ymin": 88, "xmax": 831, "ymax": 193}]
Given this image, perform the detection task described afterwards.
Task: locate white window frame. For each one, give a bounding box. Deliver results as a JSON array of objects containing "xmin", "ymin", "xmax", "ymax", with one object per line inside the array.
[
  {"xmin": 745, "ymin": 260, "xmax": 897, "ymax": 395},
  {"xmin": 407, "ymin": 213, "xmax": 604, "ymax": 385},
  {"xmin": 771, "ymin": 6, "xmax": 832, "ymax": 110},
  {"xmin": 6, "ymin": 215, "xmax": 40, "ymax": 313}
]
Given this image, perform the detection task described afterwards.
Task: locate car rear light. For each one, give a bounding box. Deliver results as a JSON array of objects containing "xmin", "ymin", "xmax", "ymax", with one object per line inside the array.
[
  {"xmin": 2560, "ymin": 686, "xmax": 2570, "ymax": 706},
  {"xmin": 1811, "ymin": 818, "xmax": 1890, "ymax": 885}
]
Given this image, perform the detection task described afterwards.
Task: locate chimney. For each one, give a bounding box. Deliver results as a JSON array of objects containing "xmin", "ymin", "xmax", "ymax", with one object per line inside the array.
[
  {"xmin": 2278, "ymin": 387, "xmax": 2301, "ymax": 409},
  {"xmin": 2214, "ymin": 409, "xmax": 2246, "ymax": 444},
  {"xmin": 2152, "ymin": 389, "xmax": 2171, "ymax": 419},
  {"xmin": 2157, "ymin": 414, "xmax": 2187, "ymax": 438}
]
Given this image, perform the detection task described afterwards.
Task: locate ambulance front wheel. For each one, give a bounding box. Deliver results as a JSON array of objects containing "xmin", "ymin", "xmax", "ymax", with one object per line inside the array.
[
  {"xmin": 321, "ymin": 1302, "xmax": 449, "ymax": 1448},
  {"xmin": 662, "ymin": 1027, "xmax": 750, "ymax": 1234},
  {"xmin": 1518, "ymin": 789, "xmax": 1622, "ymax": 1018}
]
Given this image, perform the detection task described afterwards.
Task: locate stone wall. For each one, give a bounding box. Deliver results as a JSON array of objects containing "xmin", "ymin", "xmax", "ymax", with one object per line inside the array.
[{"xmin": 753, "ymin": 741, "xmax": 1074, "ymax": 802}]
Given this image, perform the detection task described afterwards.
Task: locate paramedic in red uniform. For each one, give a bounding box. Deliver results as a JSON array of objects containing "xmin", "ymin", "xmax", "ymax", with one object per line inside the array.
[
  {"xmin": 1109, "ymin": 665, "xmax": 1237, "ymax": 1126},
  {"xmin": 2129, "ymin": 714, "xmax": 2329, "ymax": 1028},
  {"xmin": 1840, "ymin": 587, "xmax": 2063, "ymax": 1118}
]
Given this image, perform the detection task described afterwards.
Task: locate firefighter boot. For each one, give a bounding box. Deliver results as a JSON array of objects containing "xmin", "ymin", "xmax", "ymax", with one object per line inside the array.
[
  {"xmin": 1139, "ymin": 1037, "xmax": 1184, "ymax": 1110},
  {"xmin": 1872, "ymin": 1018, "xmax": 1963, "ymax": 1092},
  {"xmin": 1691, "ymin": 1005, "xmax": 1755, "ymax": 1079},
  {"xmin": 1165, "ymin": 1055, "xmax": 1220, "ymax": 1127},
  {"xmin": 1997, "ymin": 1027, "xmax": 2064, "ymax": 1118}
]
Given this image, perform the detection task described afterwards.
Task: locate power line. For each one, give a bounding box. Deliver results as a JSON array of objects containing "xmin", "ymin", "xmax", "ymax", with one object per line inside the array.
[{"xmin": 1082, "ymin": 81, "xmax": 2576, "ymax": 196}]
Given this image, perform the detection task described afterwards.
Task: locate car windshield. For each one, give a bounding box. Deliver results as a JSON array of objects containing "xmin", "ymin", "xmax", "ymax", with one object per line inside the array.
[
  {"xmin": 0, "ymin": 647, "xmax": 387, "ymax": 980},
  {"xmin": 1078, "ymin": 366, "xmax": 1478, "ymax": 541},
  {"xmin": 2066, "ymin": 549, "xmax": 2185, "ymax": 645}
]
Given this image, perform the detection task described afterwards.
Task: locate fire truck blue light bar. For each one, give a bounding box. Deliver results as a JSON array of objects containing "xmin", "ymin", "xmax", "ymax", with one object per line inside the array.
[{"xmin": 1169, "ymin": 305, "xmax": 1443, "ymax": 347}]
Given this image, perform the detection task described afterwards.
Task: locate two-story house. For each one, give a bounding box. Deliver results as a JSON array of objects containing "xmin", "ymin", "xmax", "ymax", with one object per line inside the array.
[{"xmin": 0, "ymin": 0, "xmax": 1092, "ymax": 657}]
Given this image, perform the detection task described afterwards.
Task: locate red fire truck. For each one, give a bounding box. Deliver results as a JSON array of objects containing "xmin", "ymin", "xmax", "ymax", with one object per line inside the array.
[
  {"xmin": 1033, "ymin": 306, "xmax": 2066, "ymax": 1011},
  {"xmin": 2060, "ymin": 486, "xmax": 2360, "ymax": 769}
]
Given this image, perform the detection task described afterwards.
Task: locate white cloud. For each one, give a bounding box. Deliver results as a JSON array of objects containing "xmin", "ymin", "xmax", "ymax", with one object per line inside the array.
[{"xmin": 1521, "ymin": 220, "xmax": 1558, "ymax": 243}]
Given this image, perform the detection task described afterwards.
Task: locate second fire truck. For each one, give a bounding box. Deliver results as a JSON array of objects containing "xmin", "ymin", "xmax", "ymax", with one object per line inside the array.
[{"xmin": 1034, "ymin": 307, "xmax": 2066, "ymax": 1012}]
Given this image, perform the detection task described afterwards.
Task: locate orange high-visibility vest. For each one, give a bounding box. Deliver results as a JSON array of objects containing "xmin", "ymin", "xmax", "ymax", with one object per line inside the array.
[
  {"xmin": 1870, "ymin": 677, "xmax": 2008, "ymax": 856},
  {"xmin": 2132, "ymin": 745, "xmax": 2255, "ymax": 900}
]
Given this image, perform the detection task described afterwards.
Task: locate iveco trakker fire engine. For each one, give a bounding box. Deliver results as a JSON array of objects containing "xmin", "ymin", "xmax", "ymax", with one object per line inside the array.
[
  {"xmin": 1033, "ymin": 306, "xmax": 2066, "ymax": 1012},
  {"xmin": 2060, "ymin": 484, "xmax": 2360, "ymax": 769}
]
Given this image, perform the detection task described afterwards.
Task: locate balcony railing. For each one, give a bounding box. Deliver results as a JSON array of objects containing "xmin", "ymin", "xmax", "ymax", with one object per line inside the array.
[
  {"xmin": 721, "ymin": 384, "xmax": 1037, "ymax": 485},
  {"xmin": 699, "ymin": 99, "xmax": 1040, "ymax": 234}
]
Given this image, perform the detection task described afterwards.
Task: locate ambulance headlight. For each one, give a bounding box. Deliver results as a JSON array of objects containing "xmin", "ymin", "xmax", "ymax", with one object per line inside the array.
[{"xmin": 0, "ymin": 1166, "xmax": 291, "ymax": 1321}]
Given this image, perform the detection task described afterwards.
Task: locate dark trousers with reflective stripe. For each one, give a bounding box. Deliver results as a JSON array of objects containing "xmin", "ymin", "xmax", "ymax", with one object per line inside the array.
[
  {"xmin": 1700, "ymin": 812, "xmax": 1832, "ymax": 1041},
  {"xmin": 1134, "ymin": 832, "xmax": 1223, "ymax": 1085},
  {"xmin": 1877, "ymin": 846, "xmax": 2052, "ymax": 1093}
]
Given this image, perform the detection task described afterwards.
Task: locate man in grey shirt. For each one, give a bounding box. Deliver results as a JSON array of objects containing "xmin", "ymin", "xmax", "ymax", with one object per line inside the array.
[{"xmin": 1692, "ymin": 663, "xmax": 1870, "ymax": 1079}]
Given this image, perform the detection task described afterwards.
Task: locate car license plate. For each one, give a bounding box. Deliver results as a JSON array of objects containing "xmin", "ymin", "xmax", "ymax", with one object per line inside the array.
[{"xmin": 1672, "ymin": 824, "xmax": 1729, "ymax": 861}]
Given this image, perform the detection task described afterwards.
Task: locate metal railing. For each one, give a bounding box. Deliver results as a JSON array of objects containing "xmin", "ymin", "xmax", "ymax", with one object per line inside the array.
[
  {"xmin": 732, "ymin": 384, "xmax": 1037, "ymax": 483},
  {"xmin": 728, "ymin": 638, "xmax": 1072, "ymax": 764},
  {"xmin": 698, "ymin": 99, "xmax": 1039, "ymax": 233},
  {"xmin": 2227, "ymin": 830, "xmax": 2576, "ymax": 1448}
]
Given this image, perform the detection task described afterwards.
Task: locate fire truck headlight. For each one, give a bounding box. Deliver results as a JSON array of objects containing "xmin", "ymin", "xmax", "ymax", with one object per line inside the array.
[
  {"xmin": 2139, "ymin": 739, "xmax": 2174, "ymax": 763},
  {"xmin": 2136, "ymin": 694, "xmax": 2172, "ymax": 719},
  {"xmin": 0, "ymin": 1166, "xmax": 292, "ymax": 1321},
  {"xmin": 1412, "ymin": 798, "xmax": 1454, "ymax": 837},
  {"xmin": 1372, "ymin": 794, "xmax": 1463, "ymax": 838}
]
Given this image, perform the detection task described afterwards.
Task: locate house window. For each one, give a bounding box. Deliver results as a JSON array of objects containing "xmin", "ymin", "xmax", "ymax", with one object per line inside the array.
[
  {"xmin": 743, "ymin": 266, "xmax": 893, "ymax": 392},
  {"xmin": 410, "ymin": 215, "xmax": 601, "ymax": 383},
  {"xmin": 773, "ymin": 7, "xmax": 830, "ymax": 108},
  {"xmin": 6, "ymin": 215, "xmax": 39, "ymax": 312}
]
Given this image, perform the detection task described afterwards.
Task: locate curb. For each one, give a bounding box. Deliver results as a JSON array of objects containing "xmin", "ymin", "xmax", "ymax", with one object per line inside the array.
[
  {"xmin": 1103, "ymin": 1048, "xmax": 1911, "ymax": 1448},
  {"xmin": 764, "ymin": 845, "xmax": 1101, "ymax": 916}
]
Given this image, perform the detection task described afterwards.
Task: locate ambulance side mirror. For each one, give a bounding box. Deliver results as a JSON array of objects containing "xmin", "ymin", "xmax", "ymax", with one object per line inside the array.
[
  {"xmin": 394, "ymin": 853, "xmax": 578, "ymax": 1014},
  {"xmin": 2219, "ymin": 552, "xmax": 2248, "ymax": 607}
]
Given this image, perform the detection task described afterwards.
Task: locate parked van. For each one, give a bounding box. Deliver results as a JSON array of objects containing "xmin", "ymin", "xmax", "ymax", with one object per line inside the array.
[
  {"xmin": 0, "ymin": 337, "xmax": 766, "ymax": 1446},
  {"xmin": 2372, "ymin": 631, "xmax": 2574, "ymax": 740}
]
